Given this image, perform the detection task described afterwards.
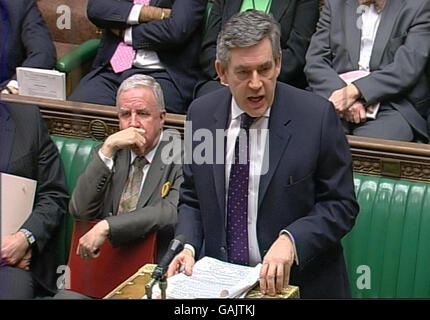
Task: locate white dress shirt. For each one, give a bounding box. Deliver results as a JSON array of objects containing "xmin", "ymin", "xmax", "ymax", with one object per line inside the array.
[{"xmin": 358, "ymin": 4, "xmax": 381, "ymax": 71}]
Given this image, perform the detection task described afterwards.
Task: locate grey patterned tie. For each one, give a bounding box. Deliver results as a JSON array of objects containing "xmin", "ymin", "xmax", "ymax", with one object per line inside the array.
[
  {"xmin": 117, "ymin": 156, "xmax": 147, "ymax": 214},
  {"xmin": 226, "ymin": 113, "xmax": 256, "ymax": 265}
]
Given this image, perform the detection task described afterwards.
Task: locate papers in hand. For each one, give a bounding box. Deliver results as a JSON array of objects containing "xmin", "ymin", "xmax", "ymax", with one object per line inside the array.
[
  {"xmin": 147, "ymin": 257, "xmax": 262, "ymax": 299},
  {"xmin": 1, "ymin": 173, "xmax": 36, "ymax": 236},
  {"xmin": 339, "ymin": 70, "xmax": 379, "ymax": 119},
  {"xmin": 16, "ymin": 67, "xmax": 66, "ymax": 101}
]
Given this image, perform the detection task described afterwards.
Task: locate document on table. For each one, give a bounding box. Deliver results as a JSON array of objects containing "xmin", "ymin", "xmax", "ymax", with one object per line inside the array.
[
  {"xmin": 146, "ymin": 256, "xmax": 262, "ymax": 299},
  {"xmin": 17, "ymin": 67, "xmax": 66, "ymax": 100},
  {"xmin": 339, "ymin": 70, "xmax": 380, "ymax": 119},
  {"xmin": 1, "ymin": 173, "xmax": 36, "ymax": 237}
]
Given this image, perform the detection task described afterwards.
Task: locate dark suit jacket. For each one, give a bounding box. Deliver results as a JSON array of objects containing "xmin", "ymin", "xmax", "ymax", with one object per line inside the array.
[
  {"xmin": 0, "ymin": 103, "xmax": 69, "ymax": 294},
  {"xmin": 199, "ymin": 0, "xmax": 319, "ymax": 89},
  {"xmin": 176, "ymin": 83, "xmax": 359, "ymax": 298},
  {"xmin": 86, "ymin": 0, "xmax": 207, "ymax": 107},
  {"xmin": 305, "ymin": 0, "xmax": 430, "ymax": 141},
  {"xmin": 0, "ymin": 0, "xmax": 56, "ymax": 89},
  {"xmin": 69, "ymin": 130, "xmax": 183, "ymax": 261}
]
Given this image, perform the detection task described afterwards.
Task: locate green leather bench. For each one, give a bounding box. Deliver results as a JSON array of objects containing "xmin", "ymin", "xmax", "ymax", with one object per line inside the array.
[
  {"xmin": 51, "ymin": 136, "xmax": 101, "ymax": 267},
  {"xmin": 343, "ymin": 175, "xmax": 430, "ymax": 298},
  {"xmin": 50, "ymin": 135, "xmax": 430, "ymax": 298}
]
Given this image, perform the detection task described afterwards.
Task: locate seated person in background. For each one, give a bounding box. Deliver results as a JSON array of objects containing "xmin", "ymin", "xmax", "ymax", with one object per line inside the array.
[
  {"xmin": 68, "ymin": 0, "xmax": 207, "ymax": 115},
  {"xmin": 0, "ymin": 0, "xmax": 56, "ymax": 94},
  {"xmin": 305, "ymin": 0, "xmax": 430, "ymax": 142},
  {"xmin": 55, "ymin": 74, "xmax": 183, "ymax": 299},
  {"xmin": 0, "ymin": 103, "xmax": 69, "ymax": 299},
  {"xmin": 168, "ymin": 10, "xmax": 359, "ymax": 299},
  {"xmin": 195, "ymin": 0, "xmax": 319, "ymax": 97}
]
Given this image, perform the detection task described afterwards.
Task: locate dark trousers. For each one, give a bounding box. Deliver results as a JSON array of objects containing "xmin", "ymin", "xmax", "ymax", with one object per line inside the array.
[
  {"xmin": 69, "ymin": 67, "xmax": 186, "ymax": 114},
  {"xmin": 0, "ymin": 266, "xmax": 37, "ymax": 299}
]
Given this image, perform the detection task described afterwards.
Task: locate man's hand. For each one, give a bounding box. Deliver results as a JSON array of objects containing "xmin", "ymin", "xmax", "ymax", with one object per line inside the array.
[
  {"xmin": 100, "ymin": 127, "xmax": 146, "ymax": 158},
  {"xmin": 76, "ymin": 220, "xmax": 110, "ymax": 260},
  {"xmin": 167, "ymin": 248, "xmax": 195, "ymax": 277},
  {"xmin": 343, "ymin": 101, "xmax": 367, "ymax": 124},
  {"xmin": 1, "ymin": 232, "xmax": 30, "ymax": 266},
  {"xmin": 1, "ymin": 85, "xmax": 19, "ymax": 95},
  {"xmin": 259, "ymin": 234, "xmax": 295, "ymax": 296},
  {"xmin": 329, "ymin": 84, "xmax": 361, "ymax": 114},
  {"xmin": 16, "ymin": 249, "xmax": 32, "ymax": 271},
  {"xmin": 139, "ymin": 6, "xmax": 171, "ymax": 23}
]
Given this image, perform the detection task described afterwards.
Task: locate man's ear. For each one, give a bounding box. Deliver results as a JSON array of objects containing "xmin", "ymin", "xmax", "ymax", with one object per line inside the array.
[{"xmin": 215, "ymin": 60, "xmax": 229, "ymax": 86}]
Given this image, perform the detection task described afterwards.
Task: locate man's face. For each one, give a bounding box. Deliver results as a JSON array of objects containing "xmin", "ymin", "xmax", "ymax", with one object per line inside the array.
[
  {"xmin": 117, "ymin": 87, "xmax": 166, "ymax": 153},
  {"xmin": 216, "ymin": 37, "xmax": 281, "ymax": 117}
]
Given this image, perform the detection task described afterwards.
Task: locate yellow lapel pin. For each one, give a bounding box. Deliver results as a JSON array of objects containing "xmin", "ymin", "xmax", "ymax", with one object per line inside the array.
[{"xmin": 161, "ymin": 181, "xmax": 172, "ymax": 198}]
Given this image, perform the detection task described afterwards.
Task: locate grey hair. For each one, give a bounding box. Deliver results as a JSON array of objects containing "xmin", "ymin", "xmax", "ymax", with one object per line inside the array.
[
  {"xmin": 116, "ymin": 74, "xmax": 165, "ymax": 110},
  {"xmin": 216, "ymin": 10, "xmax": 281, "ymax": 68}
]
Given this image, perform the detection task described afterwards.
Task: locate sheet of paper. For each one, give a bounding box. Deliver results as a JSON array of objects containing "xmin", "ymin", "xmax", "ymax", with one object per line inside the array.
[
  {"xmin": 1, "ymin": 173, "xmax": 37, "ymax": 237},
  {"xmin": 17, "ymin": 67, "xmax": 66, "ymax": 100},
  {"xmin": 146, "ymin": 256, "xmax": 262, "ymax": 299},
  {"xmin": 339, "ymin": 70, "xmax": 380, "ymax": 119}
]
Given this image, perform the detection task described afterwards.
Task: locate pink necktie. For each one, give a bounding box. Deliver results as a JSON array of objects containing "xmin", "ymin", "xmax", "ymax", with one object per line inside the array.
[{"xmin": 110, "ymin": 0, "xmax": 151, "ymax": 73}]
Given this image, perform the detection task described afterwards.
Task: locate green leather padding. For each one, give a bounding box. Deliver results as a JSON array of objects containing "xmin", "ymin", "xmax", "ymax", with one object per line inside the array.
[
  {"xmin": 51, "ymin": 136, "xmax": 101, "ymax": 266},
  {"xmin": 56, "ymin": 39, "xmax": 101, "ymax": 74},
  {"xmin": 343, "ymin": 174, "xmax": 430, "ymax": 298},
  {"xmin": 49, "ymin": 136, "xmax": 430, "ymax": 298}
]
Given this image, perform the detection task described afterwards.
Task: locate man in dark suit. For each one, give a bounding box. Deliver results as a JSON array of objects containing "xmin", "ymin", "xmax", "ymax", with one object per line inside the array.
[
  {"xmin": 195, "ymin": 0, "xmax": 319, "ymax": 97},
  {"xmin": 167, "ymin": 10, "xmax": 359, "ymax": 299},
  {"xmin": 305, "ymin": 0, "xmax": 430, "ymax": 142},
  {"xmin": 0, "ymin": 103, "xmax": 69, "ymax": 299},
  {"xmin": 0, "ymin": 0, "xmax": 56, "ymax": 94},
  {"xmin": 69, "ymin": 0, "xmax": 207, "ymax": 114}
]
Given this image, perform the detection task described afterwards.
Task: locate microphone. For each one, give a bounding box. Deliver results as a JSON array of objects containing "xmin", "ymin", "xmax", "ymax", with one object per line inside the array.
[{"xmin": 152, "ymin": 234, "xmax": 186, "ymax": 281}]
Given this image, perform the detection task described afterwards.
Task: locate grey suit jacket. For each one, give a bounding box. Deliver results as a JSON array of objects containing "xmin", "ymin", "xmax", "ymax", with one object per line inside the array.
[
  {"xmin": 69, "ymin": 130, "xmax": 183, "ymax": 261},
  {"xmin": 305, "ymin": 0, "xmax": 430, "ymax": 140}
]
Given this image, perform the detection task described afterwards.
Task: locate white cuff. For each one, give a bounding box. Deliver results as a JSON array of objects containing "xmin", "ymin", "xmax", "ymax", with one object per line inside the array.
[
  {"xmin": 124, "ymin": 27, "xmax": 133, "ymax": 45},
  {"xmin": 7, "ymin": 80, "xmax": 19, "ymax": 89},
  {"xmin": 184, "ymin": 244, "xmax": 195, "ymax": 258},
  {"xmin": 98, "ymin": 149, "xmax": 114, "ymax": 171},
  {"xmin": 280, "ymin": 229, "xmax": 299, "ymax": 266},
  {"xmin": 127, "ymin": 4, "xmax": 142, "ymax": 25}
]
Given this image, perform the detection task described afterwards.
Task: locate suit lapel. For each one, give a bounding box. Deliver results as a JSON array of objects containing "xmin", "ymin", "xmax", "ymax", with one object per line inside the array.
[
  {"xmin": 369, "ymin": 0, "xmax": 404, "ymax": 70},
  {"xmin": 270, "ymin": 0, "xmax": 290, "ymax": 21},
  {"xmin": 136, "ymin": 139, "xmax": 167, "ymax": 208},
  {"xmin": 112, "ymin": 150, "xmax": 130, "ymax": 215},
  {"xmin": 345, "ymin": 0, "xmax": 362, "ymax": 69},
  {"xmin": 212, "ymin": 92, "xmax": 231, "ymax": 221},
  {"xmin": 258, "ymin": 85, "xmax": 292, "ymax": 209},
  {"xmin": 0, "ymin": 104, "xmax": 15, "ymax": 173}
]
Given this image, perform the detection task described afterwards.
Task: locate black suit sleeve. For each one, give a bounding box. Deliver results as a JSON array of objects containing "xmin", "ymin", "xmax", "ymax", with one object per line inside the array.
[
  {"xmin": 20, "ymin": 0, "xmax": 56, "ymax": 70},
  {"xmin": 87, "ymin": 0, "xmax": 134, "ymax": 29},
  {"xmin": 277, "ymin": 0, "xmax": 319, "ymax": 85},
  {"xmin": 131, "ymin": 0, "xmax": 207, "ymax": 51},
  {"xmin": 21, "ymin": 109, "xmax": 69, "ymax": 254}
]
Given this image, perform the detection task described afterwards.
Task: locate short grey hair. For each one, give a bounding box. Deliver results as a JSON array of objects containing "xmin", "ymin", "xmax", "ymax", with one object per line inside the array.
[
  {"xmin": 216, "ymin": 10, "xmax": 281, "ymax": 68},
  {"xmin": 116, "ymin": 74, "xmax": 165, "ymax": 110}
]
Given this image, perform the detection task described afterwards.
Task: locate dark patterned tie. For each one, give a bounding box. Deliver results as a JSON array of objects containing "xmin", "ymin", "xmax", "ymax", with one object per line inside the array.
[
  {"xmin": 226, "ymin": 113, "xmax": 256, "ymax": 265},
  {"xmin": 117, "ymin": 156, "xmax": 147, "ymax": 214}
]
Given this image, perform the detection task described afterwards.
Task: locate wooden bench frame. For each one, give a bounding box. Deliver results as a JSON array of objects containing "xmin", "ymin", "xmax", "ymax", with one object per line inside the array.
[{"xmin": 2, "ymin": 94, "xmax": 430, "ymax": 184}]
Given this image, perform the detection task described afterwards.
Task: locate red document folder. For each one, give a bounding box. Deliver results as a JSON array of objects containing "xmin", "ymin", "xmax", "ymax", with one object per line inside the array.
[{"xmin": 66, "ymin": 220, "xmax": 157, "ymax": 298}]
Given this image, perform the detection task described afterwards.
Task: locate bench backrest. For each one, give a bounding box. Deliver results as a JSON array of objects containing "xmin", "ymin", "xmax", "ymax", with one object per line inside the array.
[{"xmin": 343, "ymin": 174, "xmax": 430, "ymax": 298}]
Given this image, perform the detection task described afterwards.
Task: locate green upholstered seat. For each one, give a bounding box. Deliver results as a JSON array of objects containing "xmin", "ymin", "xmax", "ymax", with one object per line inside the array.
[
  {"xmin": 49, "ymin": 136, "xmax": 430, "ymax": 298},
  {"xmin": 51, "ymin": 136, "xmax": 101, "ymax": 267},
  {"xmin": 343, "ymin": 174, "xmax": 430, "ymax": 298}
]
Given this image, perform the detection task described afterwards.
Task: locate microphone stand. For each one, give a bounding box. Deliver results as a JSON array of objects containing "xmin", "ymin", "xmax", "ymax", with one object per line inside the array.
[{"xmin": 145, "ymin": 274, "xmax": 168, "ymax": 299}]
